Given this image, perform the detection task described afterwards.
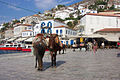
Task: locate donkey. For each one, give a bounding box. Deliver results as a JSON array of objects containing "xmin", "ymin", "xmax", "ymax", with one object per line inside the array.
[
  {"xmin": 32, "ymin": 34, "xmax": 47, "ymax": 71},
  {"xmin": 48, "ymin": 34, "xmax": 61, "ymax": 67}
]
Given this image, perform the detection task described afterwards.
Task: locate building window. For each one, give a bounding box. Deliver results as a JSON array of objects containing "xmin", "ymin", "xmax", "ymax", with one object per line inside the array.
[
  {"xmin": 68, "ymin": 31, "xmax": 70, "ymax": 34},
  {"xmin": 56, "ymin": 30, "xmax": 58, "ymax": 34},
  {"xmin": 47, "ymin": 28, "xmax": 52, "ymax": 34},
  {"xmin": 47, "ymin": 22, "xmax": 52, "ymax": 28},
  {"xmin": 91, "ymin": 28, "xmax": 94, "ymax": 32},
  {"xmin": 60, "ymin": 29, "xmax": 62, "ymax": 35},
  {"xmin": 41, "ymin": 29, "xmax": 45, "ymax": 33},
  {"xmin": 66, "ymin": 30, "xmax": 67, "ymax": 34},
  {"xmin": 30, "ymin": 32, "xmax": 32, "ymax": 36},
  {"xmin": 41, "ymin": 22, "xmax": 45, "ymax": 28},
  {"xmin": 36, "ymin": 26, "xmax": 38, "ymax": 28}
]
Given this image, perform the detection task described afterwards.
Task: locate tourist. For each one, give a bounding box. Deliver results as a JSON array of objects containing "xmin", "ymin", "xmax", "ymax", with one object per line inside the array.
[
  {"xmin": 88, "ymin": 42, "xmax": 92, "ymax": 51},
  {"xmin": 72, "ymin": 42, "xmax": 77, "ymax": 51},
  {"xmin": 92, "ymin": 39, "xmax": 98, "ymax": 54},
  {"xmin": 116, "ymin": 41, "xmax": 120, "ymax": 49},
  {"xmin": 101, "ymin": 41, "xmax": 105, "ymax": 49}
]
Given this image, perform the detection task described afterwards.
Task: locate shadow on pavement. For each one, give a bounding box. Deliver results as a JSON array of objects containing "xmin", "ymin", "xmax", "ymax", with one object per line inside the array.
[
  {"xmin": 43, "ymin": 61, "xmax": 66, "ymax": 71},
  {"xmin": 117, "ymin": 53, "xmax": 120, "ymax": 57}
]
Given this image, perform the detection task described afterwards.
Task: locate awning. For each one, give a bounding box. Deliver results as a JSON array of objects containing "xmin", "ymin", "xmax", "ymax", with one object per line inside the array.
[
  {"xmin": 68, "ymin": 34, "xmax": 105, "ymax": 38},
  {"xmin": 86, "ymin": 34, "xmax": 105, "ymax": 38},
  {"xmin": 7, "ymin": 37, "xmax": 17, "ymax": 42},
  {"xmin": 104, "ymin": 36, "xmax": 119, "ymax": 42},
  {"xmin": 25, "ymin": 37, "xmax": 35, "ymax": 42},
  {"xmin": 15, "ymin": 37, "xmax": 27, "ymax": 42}
]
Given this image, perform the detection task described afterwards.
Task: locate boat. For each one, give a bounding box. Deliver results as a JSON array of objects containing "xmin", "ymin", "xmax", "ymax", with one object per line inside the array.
[{"xmin": 0, "ymin": 43, "xmax": 32, "ymax": 54}]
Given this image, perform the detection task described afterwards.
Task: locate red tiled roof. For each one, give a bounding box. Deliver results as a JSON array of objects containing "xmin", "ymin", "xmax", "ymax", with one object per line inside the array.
[
  {"xmin": 87, "ymin": 13, "xmax": 120, "ymax": 17},
  {"xmin": 54, "ymin": 25, "xmax": 67, "ymax": 28},
  {"xmin": 21, "ymin": 24, "xmax": 32, "ymax": 26},
  {"xmin": 32, "ymin": 14, "xmax": 40, "ymax": 17},
  {"xmin": 97, "ymin": 28, "xmax": 120, "ymax": 32}
]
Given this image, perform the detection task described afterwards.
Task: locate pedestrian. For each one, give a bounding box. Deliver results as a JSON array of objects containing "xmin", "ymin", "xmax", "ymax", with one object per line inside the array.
[
  {"xmin": 72, "ymin": 42, "xmax": 77, "ymax": 51},
  {"xmin": 116, "ymin": 41, "xmax": 120, "ymax": 49},
  {"xmin": 101, "ymin": 41, "xmax": 105, "ymax": 49},
  {"xmin": 92, "ymin": 39, "xmax": 98, "ymax": 54},
  {"xmin": 88, "ymin": 42, "xmax": 92, "ymax": 51}
]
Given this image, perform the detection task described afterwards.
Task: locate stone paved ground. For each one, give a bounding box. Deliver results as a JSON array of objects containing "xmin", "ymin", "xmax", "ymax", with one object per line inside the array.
[{"xmin": 0, "ymin": 49, "xmax": 120, "ymax": 80}]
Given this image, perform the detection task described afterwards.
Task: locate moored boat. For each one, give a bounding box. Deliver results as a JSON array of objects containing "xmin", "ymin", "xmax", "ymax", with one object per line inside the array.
[{"xmin": 0, "ymin": 43, "xmax": 32, "ymax": 53}]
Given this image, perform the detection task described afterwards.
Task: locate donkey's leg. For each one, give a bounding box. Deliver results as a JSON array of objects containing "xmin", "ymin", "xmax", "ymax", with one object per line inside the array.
[
  {"xmin": 50, "ymin": 52, "xmax": 54, "ymax": 67},
  {"xmin": 59, "ymin": 50, "xmax": 61, "ymax": 54},
  {"xmin": 37, "ymin": 56, "xmax": 43, "ymax": 71},
  {"xmin": 62, "ymin": 49, "xmax": 64, "ymax": 54},
  {"xmin": 53, "ymin": 52, "xmax": 57, "ymax": 67},
  {"xmin": 35, "ymin": 56, "xmax": 37, "ymax": 68}
]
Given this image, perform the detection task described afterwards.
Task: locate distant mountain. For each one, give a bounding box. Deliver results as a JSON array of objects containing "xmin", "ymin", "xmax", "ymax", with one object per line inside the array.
[
  {"xmin": 69, "ymin": 0, "xmax": 96, "ymax": 7},
  {"xmin": 69, "ymin": 0, "xmax": 120, "ymax": 8}
]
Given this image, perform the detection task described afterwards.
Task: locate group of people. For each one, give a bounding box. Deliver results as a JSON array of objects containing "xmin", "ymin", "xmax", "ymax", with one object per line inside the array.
[
  {"xmin": 72, "ymin": 39, "xmax": 120, "ymax": 54},
  {"xmin": 72, "ymin": 39, "xmax": 98, "ymax": 54}
]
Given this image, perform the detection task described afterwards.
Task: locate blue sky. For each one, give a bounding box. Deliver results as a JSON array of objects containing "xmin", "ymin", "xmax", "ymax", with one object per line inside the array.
[{"xmin": 0, "ymin": 0, "xmax": 82, "ymax": 24}]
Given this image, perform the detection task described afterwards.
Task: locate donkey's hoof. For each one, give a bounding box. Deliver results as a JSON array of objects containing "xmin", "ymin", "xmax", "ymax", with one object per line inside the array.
[
  {"xmin": 37, "ymin": 68, "xmax": 42, "ymax": 71},
  {"xmin": 35, "ymin": 66, "xmax": 37, "ymax": 68}
]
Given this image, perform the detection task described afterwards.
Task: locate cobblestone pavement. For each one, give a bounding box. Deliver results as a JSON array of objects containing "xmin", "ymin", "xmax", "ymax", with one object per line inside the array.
[{"xmin": 0, "ymin": 49, "xmax": 120, "ymax": 80}]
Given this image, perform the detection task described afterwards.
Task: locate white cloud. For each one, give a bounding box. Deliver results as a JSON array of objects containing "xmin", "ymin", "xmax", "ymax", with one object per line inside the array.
[
  {"xmin": 7, "ymin": 3, "xmax": 21, "ymax": 11},
  {"xmin": 34, "ymin": 0, "xmax": 75, "ymax": 11},
  {"xmin": 0, "ymin": 16, "xmax": 12, "ymax": 24},
  {"xmin": 35, "ymin": 0, "xmax": 57, "ymax": 10}
]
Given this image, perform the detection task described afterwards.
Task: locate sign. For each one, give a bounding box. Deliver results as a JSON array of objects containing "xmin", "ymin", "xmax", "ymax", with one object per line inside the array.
[{"xmin": 80, "ymin": 37, "xmax": 83, "ymax": 42}]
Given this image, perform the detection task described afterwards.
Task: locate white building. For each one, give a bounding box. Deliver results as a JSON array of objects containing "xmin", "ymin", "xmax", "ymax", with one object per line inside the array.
[
  {"xmin": 19, "ymin": 14, "xmax": 42, "ymax": 24},
  {"xmin": 80, "ymin": 13, "xmax": 120, "ymax": 35},
  {"xmin": 95, "ymin": 28, "xmax": 120, "ymax": 42},
  {"xmin": 79, "ymin": 8, "xmax": 97, "ymax": 15},
  {"xmin": 22, "ymin": 30, "xmax": 33, "ymax": 37},
  {"xmin": 5, "ymin": 28, "xmax": 14, "ymax": 39},
  {"xmin": 0, "ymin": 24, "xmax": 4, "ymax": 29},
  {"xmin": 54, "ymin": 10, "xmax": 70, "ymax": 19},
  {"xmin": 115, "ymin": 5, "xmax": 120, "ymax": 9},
  {"xmin": 33, "ymin": 20, "xmax": 77, "ymax": 45},
  {"xmin": 14, "ymin": 24, "xmax": 32, "ymax": 37}
]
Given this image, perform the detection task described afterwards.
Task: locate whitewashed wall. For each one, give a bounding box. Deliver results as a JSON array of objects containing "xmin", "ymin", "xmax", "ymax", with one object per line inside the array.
[{"xmin": 81, "ymin": 14, "xmax": 120, "ymax": 35}]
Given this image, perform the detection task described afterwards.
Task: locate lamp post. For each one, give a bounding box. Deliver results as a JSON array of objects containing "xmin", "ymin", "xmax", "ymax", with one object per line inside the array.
[{"xmin": 31, "ymin": 21, "xmax": 36, "ymax": 55}]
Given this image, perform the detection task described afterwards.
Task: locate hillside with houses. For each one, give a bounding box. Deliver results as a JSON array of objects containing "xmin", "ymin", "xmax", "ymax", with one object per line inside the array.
[{"xmin": 0, "ymin": 0, "xmax": 120, "ymax": 48}]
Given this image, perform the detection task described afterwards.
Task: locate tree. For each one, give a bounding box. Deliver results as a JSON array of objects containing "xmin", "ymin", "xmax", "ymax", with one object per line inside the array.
[
  {"xmin": 73, "ymin": 20, "xmax": 78, "ymax": 26},
  {"xmin": 67, "ymin": 22, "xmax": 73, "ymax": 29},
  {"xmin": 57, "ymin": 5, "xmax": 65, "ymax": 9},
  {"xmin": 88, "ymin": 5, "xmax": 97, "ymax": 10},
  {"xmin": 69, "ymin": 13, "xmax": 74, "ymax": 18},
  {"xmin": 38, "ymin": 12, "xmax": 41, "ymax": 14},
  {"xmin": 95, "ymin": 0, "xmax": 107, "ymax": 5},
  {"xmin": 12, "ymin": 19, "xmax": 20, "ymax": 25},
  {"xmin": 77, "ymin": 15, "xmax": 84, "ymax": 20},
  {"xmin": 0, "ymin": 27, "xmax": 6, "ymax": 32},
  {"xmin": 54, "ymin": 18, "xmax": 64, "ymax": 22},
  {"xmin": 21, "ymin": 19, "xmax": 25, "ymax": 23},
  {"xmin": 109, "ymin": 5, "xmax": 115, "ymax": 10}
]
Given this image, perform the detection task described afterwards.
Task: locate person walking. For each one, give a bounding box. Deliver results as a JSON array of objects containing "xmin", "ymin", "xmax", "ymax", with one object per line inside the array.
[
  {"xmin": 72, "ymin": 42, "xmax": 77, "ymax": 51},
  {"xmin": 116, "ymin": 41, "xmax": 120, "ymax": 49},
  {"xmin": 93, "ymin": 39, "xmax": 98, "ymax": 54},
  {"xmin": 101, "ymin": 41, "xmax": 105, "ymax": 49}
]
